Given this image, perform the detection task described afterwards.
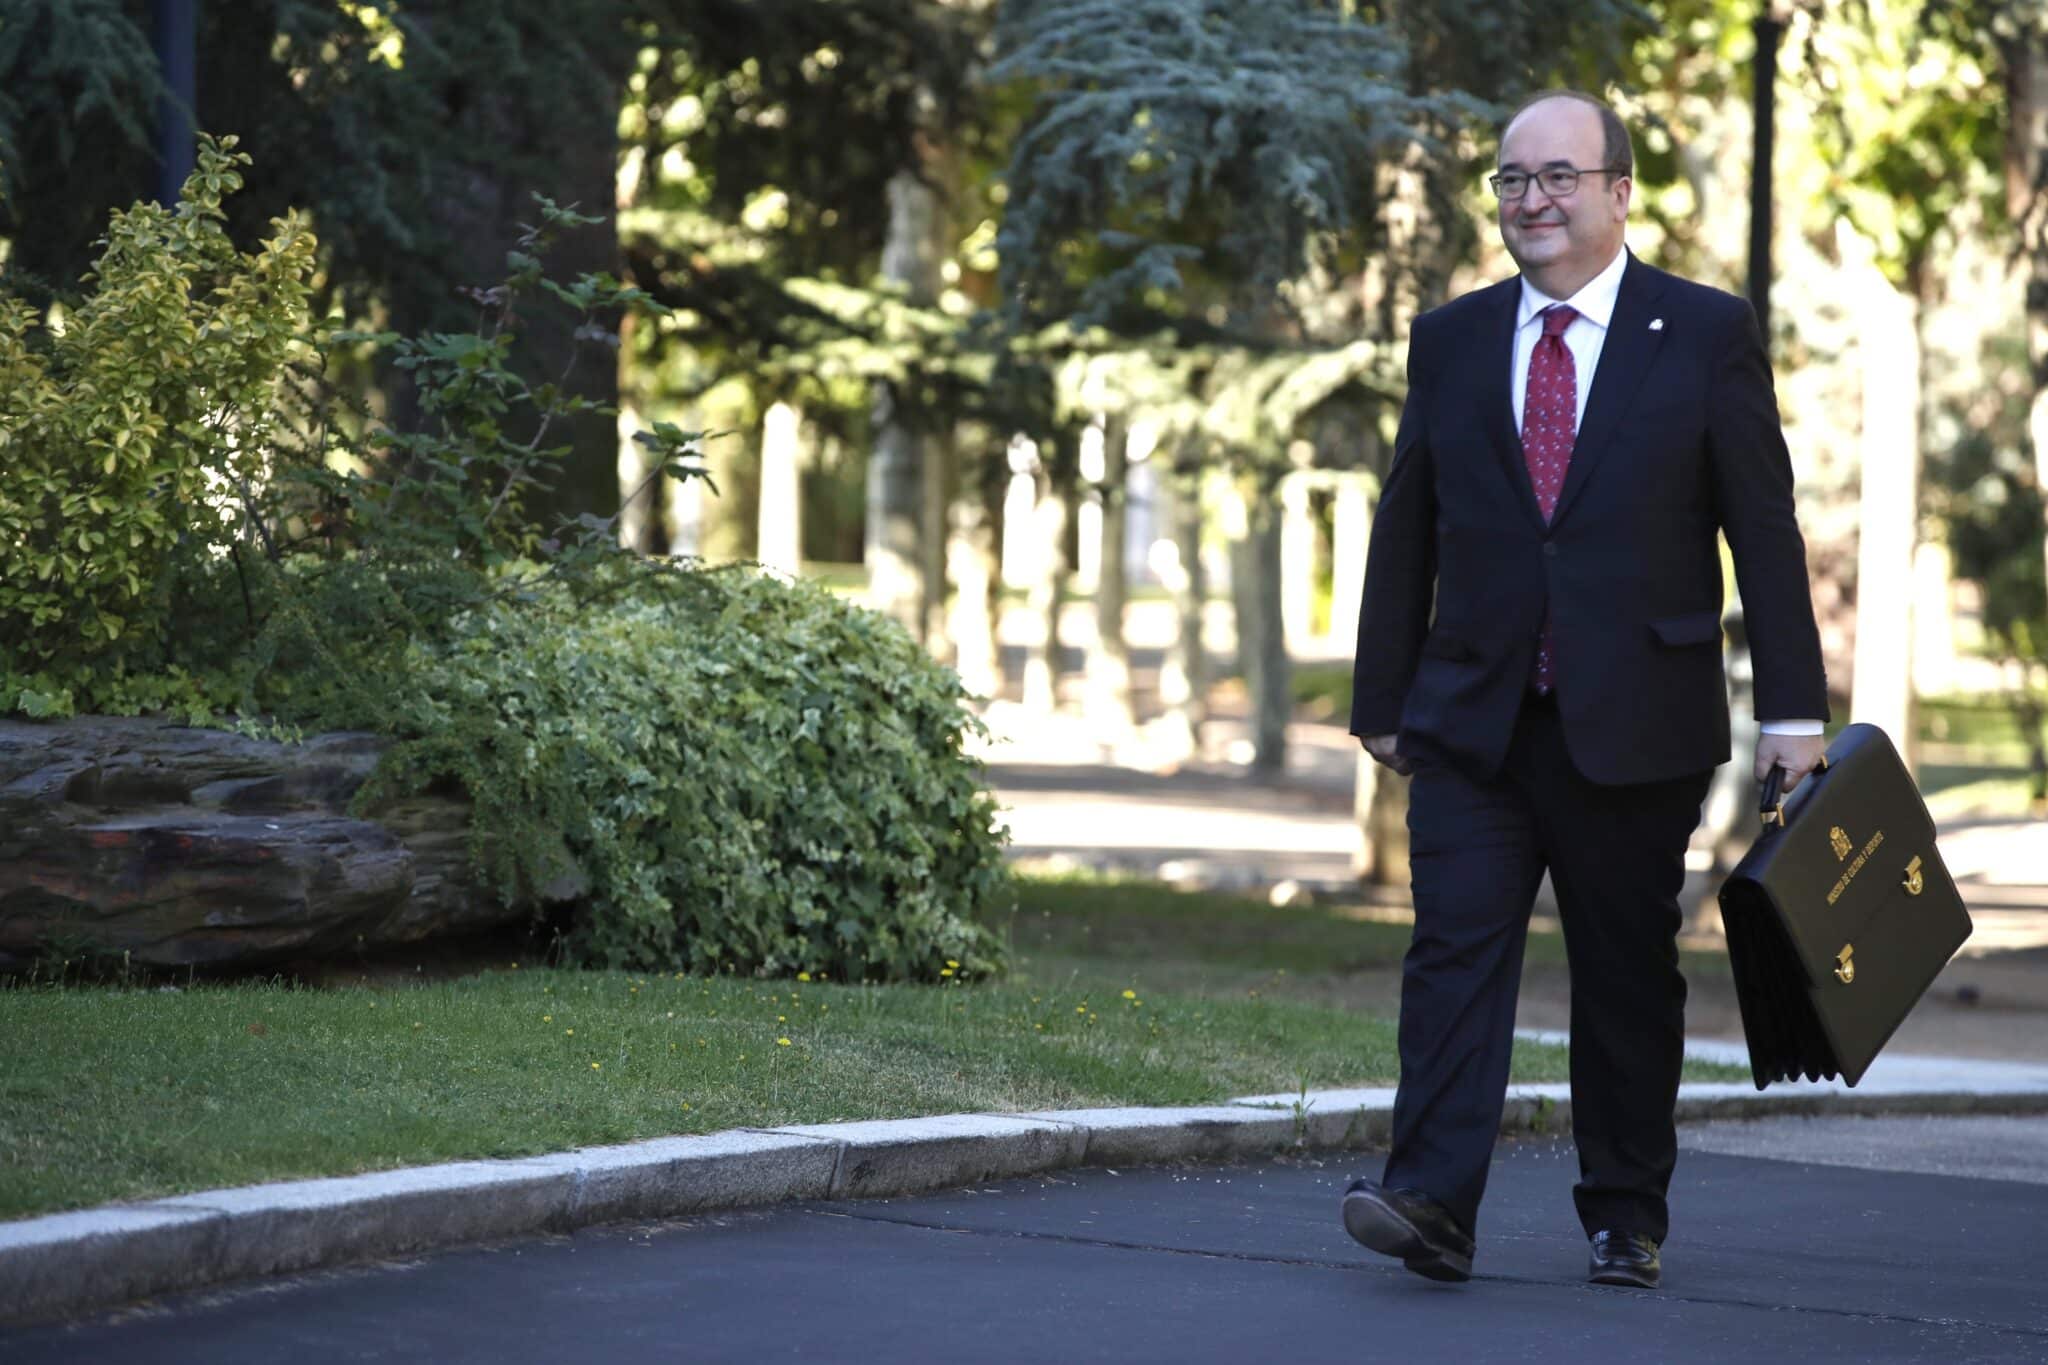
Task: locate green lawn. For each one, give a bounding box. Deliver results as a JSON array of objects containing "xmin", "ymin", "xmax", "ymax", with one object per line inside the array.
[
  {"xmin": 0, "ymin": 875, "xmax": 1745, "ymax": 1222},
  {"xmin": 1009, "ymin": 873, "xmax": 1734, "ymax": 980}
]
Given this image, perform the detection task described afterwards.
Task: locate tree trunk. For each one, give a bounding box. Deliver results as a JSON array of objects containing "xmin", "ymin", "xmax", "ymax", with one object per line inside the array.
[
  {"xmin": 868, "ymin": 381, "xmax": 925, "ymax": 632},
  {"xmin": 924, "ymin": 420, "xmax": 958, "ymax": 663},
  {"xmin": 2000, "ymin": 29, "xmax": 2048, "ymax": 614},
  {"xmin": 1159, "ymin": 461, "xmax": 1210, "ymax": 758},
  {"xmin": 1359, "ymin": 417, "xmax": 1409, "ymax": 892},
  {"xmin": 613, "ymin": 309, "xmax": 662, "ymax": 554},
  {"xmin": 374, "ymin": 20, "xmax": 623, "ymax": 531},
  {"xmin": 1085, "ymin": 418, "xmax": 1135, "ymax": 735},
  {"xmin": 866, "ymin": 155, "xmax": 948, "ymax": 637},
  {"xmin": 1350, "ymin": 144, "xmax": 1463, "ymax": 883},
  {"xmin": 1241, "ymin": 471, "xmax": 1291, "ymax": 777},
  {"xmin": 1023, "ymin": 452, "xmax": 1072, "ymax": 713},
  {"xmin": 946, "ymin": 460, "xmax": 1002, "ymax": 701}
]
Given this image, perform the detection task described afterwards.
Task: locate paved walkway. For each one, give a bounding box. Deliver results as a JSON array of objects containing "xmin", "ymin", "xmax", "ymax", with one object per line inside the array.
[{"xmin": 11, "ymin": 1117, "xmax": 2046, "ymax": 1362}]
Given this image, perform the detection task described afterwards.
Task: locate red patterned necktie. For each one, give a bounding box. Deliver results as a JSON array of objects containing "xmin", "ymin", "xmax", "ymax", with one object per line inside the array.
[{"xmin": 1522, "ymin": 304, "xmax": 1578, "ymax": 694}]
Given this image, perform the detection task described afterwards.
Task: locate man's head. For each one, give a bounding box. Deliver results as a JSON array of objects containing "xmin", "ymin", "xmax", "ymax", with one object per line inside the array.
[{"xmin": 1495, "ymin": 92, "xmax": 1633, "ymax": 297}]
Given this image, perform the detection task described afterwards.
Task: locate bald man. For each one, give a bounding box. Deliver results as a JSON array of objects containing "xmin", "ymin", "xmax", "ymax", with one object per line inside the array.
[{"xmin": 1342, "ymin": 90, "xmax": 1828, "ymax": 1288}]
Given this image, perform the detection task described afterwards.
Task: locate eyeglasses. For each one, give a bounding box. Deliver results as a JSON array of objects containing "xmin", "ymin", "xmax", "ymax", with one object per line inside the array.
[{"xmin": 1488, "ymin": 166, "xmax": 1629, "ymax": 200}]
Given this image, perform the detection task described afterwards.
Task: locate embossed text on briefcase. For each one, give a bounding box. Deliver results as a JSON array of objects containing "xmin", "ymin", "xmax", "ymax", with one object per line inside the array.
[{"xmin": 1716, "ymin": 723, "xmax": 1972, "ymax": 1088}]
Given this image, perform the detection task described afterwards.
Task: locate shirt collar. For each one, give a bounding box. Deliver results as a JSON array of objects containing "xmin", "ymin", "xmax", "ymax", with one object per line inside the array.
[{"xmin": 1517, "ymin": 244, "xmax": 1629, "ymax": 331}]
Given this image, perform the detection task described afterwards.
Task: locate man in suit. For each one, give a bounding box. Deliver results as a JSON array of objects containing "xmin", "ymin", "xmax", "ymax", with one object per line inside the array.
[{"xmin": 1340, "ymin": 90, "xmax": 1830, "ymax": 1288}]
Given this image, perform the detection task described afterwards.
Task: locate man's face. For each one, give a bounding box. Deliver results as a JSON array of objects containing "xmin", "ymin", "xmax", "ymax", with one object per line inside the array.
[{"xmin": 1496, "ymin": 99, "xmax": 1630, "ymax": 282}]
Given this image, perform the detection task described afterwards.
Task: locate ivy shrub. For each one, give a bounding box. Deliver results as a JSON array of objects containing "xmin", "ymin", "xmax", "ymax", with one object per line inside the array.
[
  {"xmin": 0, "ymin": 139, "xmax": 1009, "ymax": 982},
  {"xmin": 341, "ymin": 566, "xmax": 1008, "ymax": 981}
]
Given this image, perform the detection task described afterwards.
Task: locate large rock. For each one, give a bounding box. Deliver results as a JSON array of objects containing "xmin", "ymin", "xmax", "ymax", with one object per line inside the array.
[{"xmin": 0, "ymin": 719, "xmax": 578, "ymax": 970}]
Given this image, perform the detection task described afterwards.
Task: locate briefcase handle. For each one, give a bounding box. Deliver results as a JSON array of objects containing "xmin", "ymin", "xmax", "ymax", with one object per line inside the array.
[{"xmin": 1758, "ymin": 753, "xmax": 1831, "ymax": 828}]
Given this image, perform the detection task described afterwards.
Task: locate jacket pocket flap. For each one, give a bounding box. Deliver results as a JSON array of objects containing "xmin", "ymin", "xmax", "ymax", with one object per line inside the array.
[{"xmin": 1650, "ymin": 611, "xmax": 1723, "ymax": 646}]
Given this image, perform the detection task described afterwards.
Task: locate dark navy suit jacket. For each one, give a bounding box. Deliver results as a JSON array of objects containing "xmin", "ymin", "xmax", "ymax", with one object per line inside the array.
[{"xmin": 1348, "ymin": 253, "xmax": 1829, "ymax": 786}]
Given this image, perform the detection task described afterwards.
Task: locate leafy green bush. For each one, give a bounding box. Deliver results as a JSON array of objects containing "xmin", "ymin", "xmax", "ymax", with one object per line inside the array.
[
  {"xmin": 336, "ymin": 564, "xmax": 1007, "ymax": 980},
  {"xmin": 0, "ymin": 140, "xmax": 1008, "ymax": 982},
  {"xmin": 0, "ymin": 136, "xmax": 315, "ymax": 716}
]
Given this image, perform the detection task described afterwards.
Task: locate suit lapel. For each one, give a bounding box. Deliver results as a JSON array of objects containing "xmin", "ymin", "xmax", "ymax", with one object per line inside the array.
[
  {"xmin": 1548, "ymin": 255, "xmax": 1670, "ymax": 528},
  {"xmin": 1479, "ymin": 280, "xmax": 1545, "ymax": 528}
]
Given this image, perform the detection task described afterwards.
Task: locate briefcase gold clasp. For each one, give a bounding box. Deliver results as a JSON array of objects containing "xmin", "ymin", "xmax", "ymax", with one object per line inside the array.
[
  {"xmin": 1903, "ymin": 857, "xmax": 1924, "ymax": 896},
  {"xmin": 1834, "ymin": 945, "xmax": 1855, "ymax": 985},
  {"xmin": 1761, "ymin": 801, "xmax": 1786, "ymax": 829}
]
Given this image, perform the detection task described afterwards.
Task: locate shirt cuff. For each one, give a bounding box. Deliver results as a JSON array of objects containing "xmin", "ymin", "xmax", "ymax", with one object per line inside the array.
[{"xmin": 1758, "ymin": 719, "xmax": 1825, "ymax": 737}]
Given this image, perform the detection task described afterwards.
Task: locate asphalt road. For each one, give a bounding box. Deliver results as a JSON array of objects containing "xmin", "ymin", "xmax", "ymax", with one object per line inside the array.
[{"xmin": 10, "ymin": 1117, "xmax": 2048, "ymax": 1363}]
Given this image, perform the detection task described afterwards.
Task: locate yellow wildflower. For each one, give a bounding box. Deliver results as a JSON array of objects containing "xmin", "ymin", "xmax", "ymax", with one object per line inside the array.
[
  {"xmin": 777, "ymin": 1038, "xmax": 792, "ymax": 1047},
  {"xmin": 798, "ymin": 972, "xmax": 812, "ymax": 982}
]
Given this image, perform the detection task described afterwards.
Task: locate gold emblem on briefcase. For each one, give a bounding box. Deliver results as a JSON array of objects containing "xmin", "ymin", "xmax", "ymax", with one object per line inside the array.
[{"xmin": 1829, "ymin": 826, "xmax": 1852, "ymax": 861}]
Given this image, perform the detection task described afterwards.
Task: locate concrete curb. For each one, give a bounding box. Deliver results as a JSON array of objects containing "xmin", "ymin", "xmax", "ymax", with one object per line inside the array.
[{"xmin": 7, "ymin": 1080, "xmax": 2048, "ymax": 1326}]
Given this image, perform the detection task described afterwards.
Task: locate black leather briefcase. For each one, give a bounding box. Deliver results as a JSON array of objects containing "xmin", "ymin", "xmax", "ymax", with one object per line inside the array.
[{"xmin": 1717, "ymin": 723, "xmax": 1972, "ymax": 1088}]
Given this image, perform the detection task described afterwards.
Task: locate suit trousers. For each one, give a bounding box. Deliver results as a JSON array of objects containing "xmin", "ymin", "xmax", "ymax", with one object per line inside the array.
[{"xmin": 1383, "ymin": 693, "xmax": 1712, "ymax": 1243}]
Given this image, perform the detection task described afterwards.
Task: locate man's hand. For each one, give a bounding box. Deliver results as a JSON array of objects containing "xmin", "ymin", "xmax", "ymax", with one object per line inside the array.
[
  {"xmin": 1360, "ymin": 733, "xmax": 1413, "ymax": 776},
  {"xmin": 1754, "ymin": 732, "xmax": 1827, "ymax": 794}
]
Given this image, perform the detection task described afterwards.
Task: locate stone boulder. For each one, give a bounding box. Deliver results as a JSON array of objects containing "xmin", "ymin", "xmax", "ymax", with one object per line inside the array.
[{"xmin": 0, "ymin": 718, "xmax": 581, "ymax": 971}]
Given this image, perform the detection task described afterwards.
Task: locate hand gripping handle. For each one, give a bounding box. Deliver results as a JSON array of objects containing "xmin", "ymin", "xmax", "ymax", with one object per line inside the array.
[
  {"xmin": 1759, "ymin": 765, "xmax": 1787, "ymax": 828},
  {"xmin": 1757, "ymin": 752, "xmax": 1829, "ymax": 828}
]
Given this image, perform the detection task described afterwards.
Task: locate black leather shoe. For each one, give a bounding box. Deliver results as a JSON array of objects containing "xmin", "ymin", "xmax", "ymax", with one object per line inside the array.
[
  {"xmin": 1341, "ymin": 1178, "xmax": 1474, "ymax": 1282},
  {"xmin": 1588, "ymin": 1230, "xmax": 1661, "ymax": 1288}
]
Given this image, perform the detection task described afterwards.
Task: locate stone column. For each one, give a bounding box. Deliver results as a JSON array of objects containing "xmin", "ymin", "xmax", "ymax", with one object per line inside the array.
[
  {"xmin": 1280, "ymin": 473, "xmax": 1316, "ymax": 650},
  {"xmin": 1075, "ymin": 419, "xmax": 1105, "ymax": 593},
  {"xmin": 1849, "ymin": 265, "xmax": 1920, "ymax": 766},
  {"xmin": 1330, "ymin": 475, "xmax": 1370, "ymax": 648},
  {"xmin": 757, "ymin": 400, "xmax": 802, "ymax": 575},
  {"xmin": 948, "ymin": 494, "xmax": 1000, "ymax": 700}
]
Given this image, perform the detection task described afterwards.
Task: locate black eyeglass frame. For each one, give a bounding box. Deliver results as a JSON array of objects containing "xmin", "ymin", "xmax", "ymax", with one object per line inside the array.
[{"xmin": 1488, "ymin": 166, "xmax": 1630, "ymax": 200}]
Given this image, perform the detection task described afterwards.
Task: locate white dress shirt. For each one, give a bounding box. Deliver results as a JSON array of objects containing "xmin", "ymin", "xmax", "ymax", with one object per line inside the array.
[
  {"xmin": 1511, "ymin": 242, "xmax": 1627, "ymax": 434},
  {"xmin": 1513, "ymin": 245, "xmax": 1823, "ymax": 738}
]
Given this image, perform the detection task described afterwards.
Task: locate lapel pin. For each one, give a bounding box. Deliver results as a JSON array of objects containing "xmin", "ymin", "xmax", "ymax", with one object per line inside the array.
[{"xmin": 1649, "ymin": 318, "xmax": 1665, "ymax": 331}]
